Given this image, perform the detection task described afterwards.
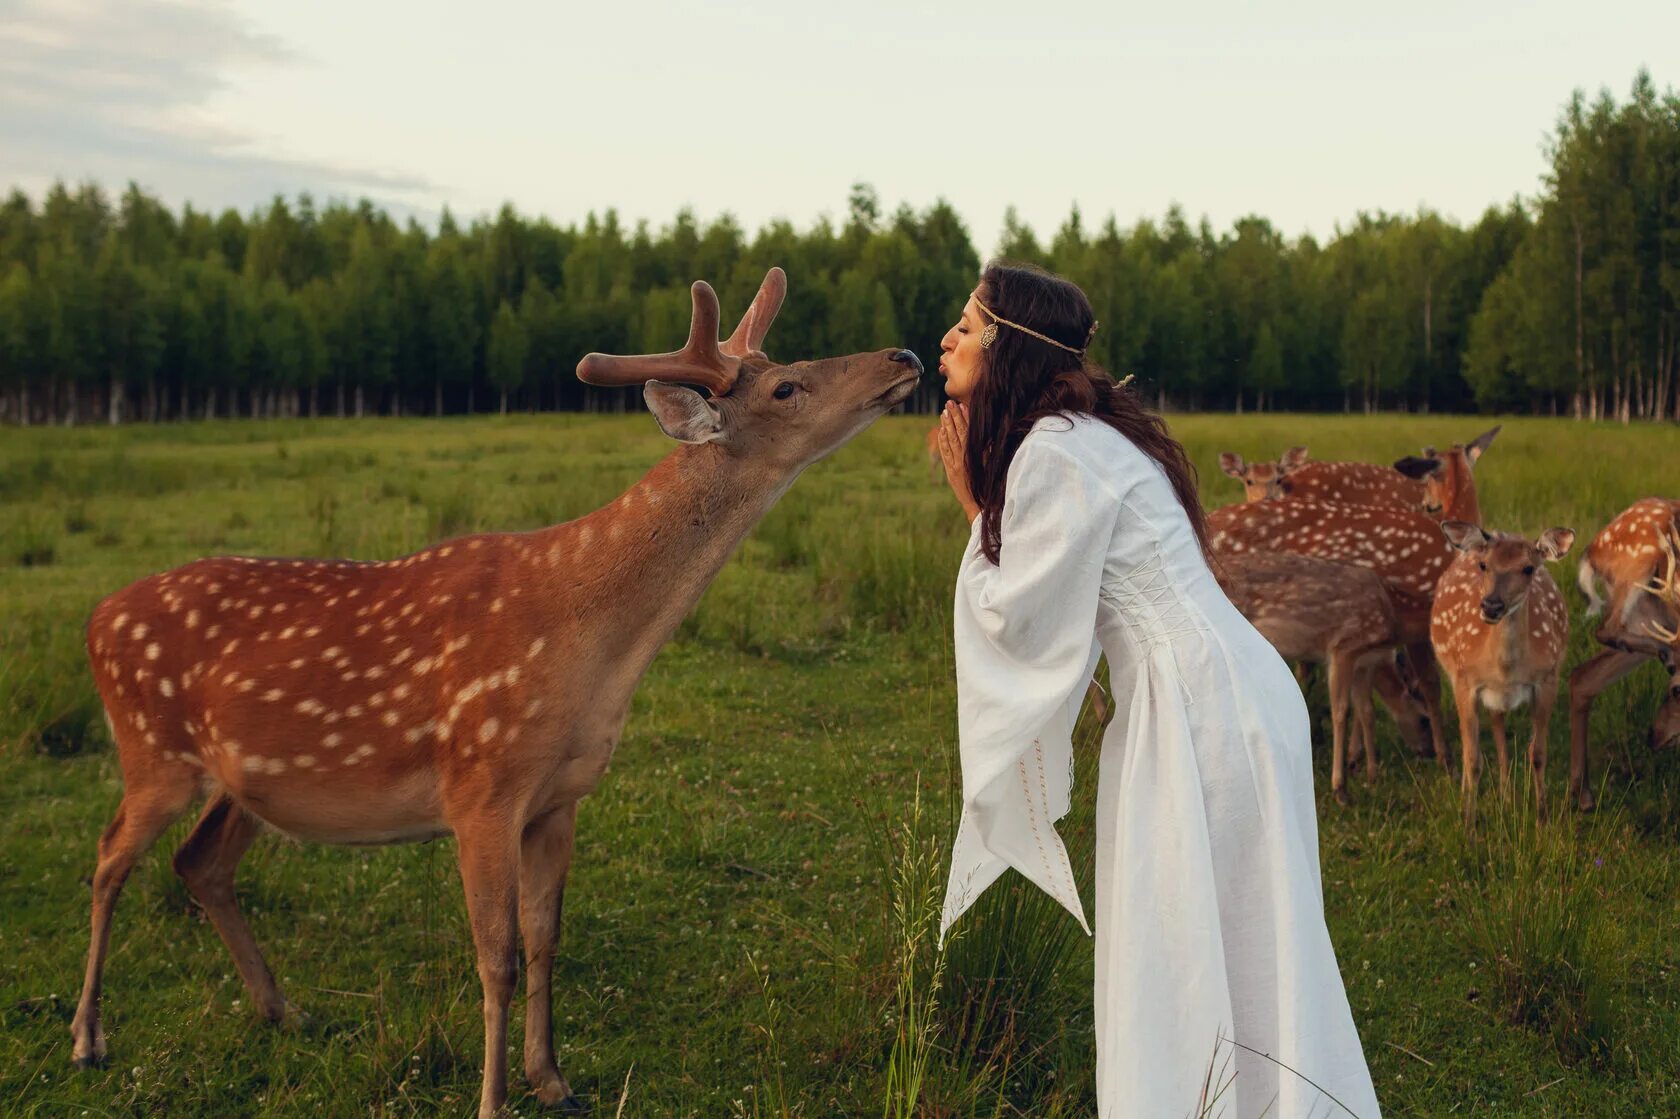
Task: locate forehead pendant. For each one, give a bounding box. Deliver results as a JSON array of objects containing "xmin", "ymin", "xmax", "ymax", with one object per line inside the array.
[{"xmin": 979, "ymin": 323, "xmax": 998, "ymax": 348}]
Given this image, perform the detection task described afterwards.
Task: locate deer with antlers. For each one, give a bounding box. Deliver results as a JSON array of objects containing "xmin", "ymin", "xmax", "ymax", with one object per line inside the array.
[
  {"xmin": 1430, "ymin": 520, "xmax": 1575, "ymax": 823},
  {"xmin": 1216, "ymin": 551, "xmax": 1432, "ymax": 804},
  {"xmin": 72, "ymin": 268, "xmax": 923, "ymax": 1118},
  {"xmin": 1568, "ymin": 499, "xmax": 1680, "ymax": 810}
]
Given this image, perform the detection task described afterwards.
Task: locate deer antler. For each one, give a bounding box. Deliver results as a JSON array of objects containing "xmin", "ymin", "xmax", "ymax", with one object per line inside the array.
[
  {"xmin": 576, "ymin": 267, "xmax": 787, "ymax": 396},
  {"xmin": 1643, "ymin": 525, "xmax": 1680, "ymax": 643}
]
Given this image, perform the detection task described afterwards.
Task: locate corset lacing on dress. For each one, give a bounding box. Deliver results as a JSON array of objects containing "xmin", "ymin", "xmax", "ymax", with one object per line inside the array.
[{"xmin": 1098, "ymin": 550, "xmax": 1204, "ymax": 702}]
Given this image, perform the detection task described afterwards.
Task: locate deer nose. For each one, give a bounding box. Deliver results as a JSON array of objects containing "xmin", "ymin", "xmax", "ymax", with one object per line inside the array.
[
  {"xmin": 1480, "ymin": 596, "xmax": 1505, "ymax": 621},
  {"xmin": 889, "ymin": 349, "xmax": 923, "ymax": 374}
]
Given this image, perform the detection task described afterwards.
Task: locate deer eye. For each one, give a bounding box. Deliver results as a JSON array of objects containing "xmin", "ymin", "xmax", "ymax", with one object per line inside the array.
[
  {"xmin": 773, "ymin": 382, "xmax": 796, "ymax": 401},
  {"xmin": 1477, "ymin": 561, "xmax": 1487, "ymax": 571},
  {"xmin": 1523, "ymin": 564, "xmax": 1535, "ymax": 576}
]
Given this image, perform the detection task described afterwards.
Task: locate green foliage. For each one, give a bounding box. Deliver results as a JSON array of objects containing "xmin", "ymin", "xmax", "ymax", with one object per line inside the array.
[{"xmin": 2, "ymin": 72, "xmax": 1674, "ymax": 428}]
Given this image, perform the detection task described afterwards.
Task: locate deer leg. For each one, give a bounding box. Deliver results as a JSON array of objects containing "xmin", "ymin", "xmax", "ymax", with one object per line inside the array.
[
  {"xmin": 1328, "ymin": 650, "xmax": 1353, "ymax": 806},
  {"xmin": 1409, "ymin": 641, "xmax": 1451, "ymax": 772},
  {"xmin": 1352, "ymin": 664, "xmax": 1380, "ymax": 780},
  {"xmin": 1489, "ymin": 709, "xmax": 1511, "ymax": 798},
  {"xmin": 1529, "ymin": 674, "xmax": 1559, "ymax": 823},
  {"xmin": 1371, "ymin": 658, "xmax": 1431, "ymax": 758},
  {"xmin": 457, "ymin": 825, "xmax": 522, "ymax": 1119},
  {"xmin": 519, "ymin": 803, "xmax": 582, "ymax": 1111},
  {"xmin": 1568, "ymin": 648, "xmax": 1646, "ymax": 812},
  {"xmin": 72, "ymin": 774, "xmax": 198, "ymax": 1067},
  {"xmin": 171, "ymin": 794, "xmax": 292, "ymax": 1022},
  {"xmin": 1454, "ymin": 685, "xmax": 1482, "ymax": 828}
]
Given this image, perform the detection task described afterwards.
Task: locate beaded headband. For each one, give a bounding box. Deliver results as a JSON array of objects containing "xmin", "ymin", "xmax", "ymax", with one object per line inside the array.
[{"xmin": 973, "ymin": 295, "xmax": 1099, "ymax": 355}]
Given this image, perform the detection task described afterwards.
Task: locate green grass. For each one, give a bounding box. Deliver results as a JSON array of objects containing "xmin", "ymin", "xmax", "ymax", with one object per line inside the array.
[{"xmin": 2, "ymin": 412, "xmax": 1678, "ymax": 1117}]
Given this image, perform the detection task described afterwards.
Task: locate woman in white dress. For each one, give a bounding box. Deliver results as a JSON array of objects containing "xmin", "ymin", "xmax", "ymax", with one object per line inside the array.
[{"xmin": 934, "ymin": 262, "xmax": 1381, "ymax": 1119}]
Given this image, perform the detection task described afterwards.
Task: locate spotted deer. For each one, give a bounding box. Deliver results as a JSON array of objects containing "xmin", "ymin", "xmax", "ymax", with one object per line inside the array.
[
  {"xmin": 1568, "ymin": 501, "xmax": 1680, "ymax": 810},
  {"xmin": 1207, "ymin": 498, "xmax": 1453, "ymax": 763},
  {"xmin": 72, "ymin": 269, "xmax": 924, "ymax": 1119},
  {"xmin": 1261, "ymin": 425, "xmax": 1499, "ymax": 522},
  {"xmin": 1218, "ymin": 445, "xmax": 1308, "ymax": 502},
  {"xmin": 1215, "ymin": 551, "xmax": 1432, "ymax": 804},
  {"xmin": 1389, "ymin": 425, "xmax": 1500, "ymax": 520},
  {"xmin": 1430, "ymin": 521, "xmax": 1574, "ymax": 823}
]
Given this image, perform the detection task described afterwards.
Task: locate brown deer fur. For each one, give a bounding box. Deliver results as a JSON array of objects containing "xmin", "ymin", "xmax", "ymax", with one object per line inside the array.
[
  {"xmin": 72, "ymin": 270, "xmax": 923, "ymax": 1119},
  {"xmin": 1216, "ymin": 551, "xmax": 1431, "ymax": 804},
  {"xmin": 1431, "ymin": 521, "xmax": 1574, "ymax": 823},
  {"xmin": 1569, "ymin": 504, "xmax": 1680, "ymax": 810}
]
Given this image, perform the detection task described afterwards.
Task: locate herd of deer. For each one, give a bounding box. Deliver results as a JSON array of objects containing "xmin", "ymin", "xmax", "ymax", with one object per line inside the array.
[
  {"xmin": 65, "ymin": 268, "xmax": 1678, "ymax": 1117},
  {"xmin": 1212, "ymin": 433, "xmax": 1680, "ymax": 824}
]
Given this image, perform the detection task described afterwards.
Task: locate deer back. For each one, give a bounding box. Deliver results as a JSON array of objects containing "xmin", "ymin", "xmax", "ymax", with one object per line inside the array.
[
  {"xmin": 1207, "ymin": 498, "xmax": 1452, "ymax": 620},
  {"xmin": 1215, "ymin": 550, "xmax": 1400, "ymax": 662},
  {"xmin": 1275, "ymin": 461, "xmax": 1426, "ymax": 511},
  {"xmin": 1585, "ymin": 498, "xmax": 1680, "ymax": 626}
]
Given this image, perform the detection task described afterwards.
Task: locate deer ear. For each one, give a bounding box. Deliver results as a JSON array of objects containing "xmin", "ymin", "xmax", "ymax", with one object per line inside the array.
[
  {"xmin": 1466, "ymin": 425, "xmax": 1501, "ymax": 463},
  {"xmin": 1441, "ymin": 520, "xmax": 1490, "ymax": 553},
  {"xmin": 1279, "ymin": 445, "xmax": 1309, "ymax": 472},
  {"xmin": 1219, "ymin": 452, "xmax": 1246, "ymax": 478},
  {"xmin": 1536, "ymin": 527, "xmax": 1576, "ymax": 561},
  {"xmin": 1393, "ymin": 455, "xmax": 1444, "ymax": 480},
  {"xmin": 645, "ymin": 381, "xmax": 725, "ymax": 444}
]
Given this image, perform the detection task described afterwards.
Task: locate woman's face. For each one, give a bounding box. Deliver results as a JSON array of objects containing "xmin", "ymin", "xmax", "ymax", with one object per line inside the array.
[{"xmin": 938, "ymin": 294, "xmax": 985, "ymax": 403}]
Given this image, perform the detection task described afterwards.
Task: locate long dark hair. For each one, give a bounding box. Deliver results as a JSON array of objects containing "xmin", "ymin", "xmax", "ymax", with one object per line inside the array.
[{"xmin": 964, "ymin": 260, "xmax": 1211, "ymax": 566}]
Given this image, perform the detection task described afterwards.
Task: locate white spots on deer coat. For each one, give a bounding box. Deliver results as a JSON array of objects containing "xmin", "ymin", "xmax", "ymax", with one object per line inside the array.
[
  {"xmin": 186, "ymin": 609, "xmax": 200, "ymax": 629},
  {"xmin": 528, "ymin": 638, "xmax": 546, "ymax": 660},
  {"xmin": 145, "ymin": 643, "xmax": 161, "ymax": 661},
  {"xmin": 296, "ymin": 698, "xmax": 326, "ymax": 716},
  {"xmin": 295, "ymin": 755, "xmax": 316, "ymax": 768},
  {"xmin": 262, "ymin": 688, "xmax": 285, "ymax": 702},
  {"xmin": 381, "ymin": 710, "xmax": 400, "ymax": 727},
  {"xmin": 322, "ymin": 732, "xmax": 343, "ymax": 748},
  {"xmin": 131, "ymin": 622, "xmax": 148, "ymax": 641},
  {"xmin": 478, "ymin": 718, "xmax": 500, "ymax": 745},
  {"xmin": 158, "ymin": 677, "xmax": 174, "ymax": 697}
]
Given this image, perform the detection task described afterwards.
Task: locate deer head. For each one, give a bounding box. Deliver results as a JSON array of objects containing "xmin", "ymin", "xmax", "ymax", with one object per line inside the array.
[
  {"xmin": 1393, "ymin": 425, "xmax": 1499, "ymax": 518},
  {"xmin": 578, "ymin": 268, "xmax": 922, "ymax": 469},
  {"xmin": 1440, "ymin": 519, "xmax": 1574, "ymax": 624},
  {"xmin": 1218, "ymin": 445, "xmax": 1307, "ymax": 502}
]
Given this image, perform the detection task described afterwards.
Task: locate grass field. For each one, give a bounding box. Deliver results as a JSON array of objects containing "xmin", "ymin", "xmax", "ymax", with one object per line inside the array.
[{"xmin": 2, "ymin": 412, "xmax": 1678, "ymax": 1118}]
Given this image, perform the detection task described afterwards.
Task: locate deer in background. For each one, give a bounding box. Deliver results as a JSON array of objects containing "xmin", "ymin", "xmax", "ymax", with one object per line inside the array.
[
  {"xmin": 1389, "ymin": 426, "xmax": 1500, "ymax": 520},
  {"xmin": 1208, "ymin": 498, "xmax": 1453, "ymax": 764},
  {"xmin": 1238, "ymin": 425, "xmax": 1499, "ymax": 521},
  {"xmin": 1431, "ymin": 520, "xmax": 1575, "ymax": 823},
  {"xmin": 72, "ymin": 268, "xmax": 924, "ymax": 1119},
  {"xmin": 1219, "ymin": 445, "xmax": 1308, "ymax": 502},
  {"xmin": 1216, "ymin": 551, "xmax": 1432, "ymax": 805},
  {"xmin": 1568, "ymin": 500, "xmax": 1680, "ymax": 810}
]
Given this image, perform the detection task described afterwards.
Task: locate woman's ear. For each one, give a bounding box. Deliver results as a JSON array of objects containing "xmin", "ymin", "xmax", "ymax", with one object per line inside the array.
[{"xmin": 645, "ymin": 380, "xmax": 726, "ymax": 444}]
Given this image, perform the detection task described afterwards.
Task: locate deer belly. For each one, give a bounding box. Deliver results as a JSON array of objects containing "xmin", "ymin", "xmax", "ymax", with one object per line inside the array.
[
  {"xmin": 220, "ymin": 766, "xmax": 447, "ymax": 845},
  {"xmin": 1476, "ymin": 682, "xmax": 1535, "ymax": 712}
]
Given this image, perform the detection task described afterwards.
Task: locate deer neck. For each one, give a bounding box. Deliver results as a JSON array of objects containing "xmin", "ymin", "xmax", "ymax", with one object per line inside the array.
[
  {"xmin": 1447, "ymin": 465, "xmax": 1482, "ymax": 524},
  {"xmin": 1495, "ymin": 594, "xmax": 1532, "ymax": 672},
  {"xmin": 529, "ymin": 441, "xmax": 796, "ymax": 680}
]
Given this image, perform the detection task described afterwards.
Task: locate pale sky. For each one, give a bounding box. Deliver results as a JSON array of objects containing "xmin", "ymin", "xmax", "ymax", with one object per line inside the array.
[{"xmin": 3, "ymin": 0, "xmax": 1676, "ymax": 252}]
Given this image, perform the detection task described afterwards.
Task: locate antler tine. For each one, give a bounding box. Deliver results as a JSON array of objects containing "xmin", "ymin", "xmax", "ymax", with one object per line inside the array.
[
  {"xmin": 721, "ymin": 267, "xmax": 787, "ymax": 358},
  {"xmin": 576, "ymin": 280, "xmax": 736, "ymax": 396}
]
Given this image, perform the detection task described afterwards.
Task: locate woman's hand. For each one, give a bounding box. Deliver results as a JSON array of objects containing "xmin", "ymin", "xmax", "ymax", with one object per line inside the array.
[{"xmin": 938, "ymin": 401, "xmax": 980, "ymax": 525}]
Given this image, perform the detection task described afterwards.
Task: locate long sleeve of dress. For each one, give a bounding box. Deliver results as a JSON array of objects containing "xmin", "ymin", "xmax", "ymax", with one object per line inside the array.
[{"xmin": 941, "ymin": 431, "xmax": 1120, "ymax": 940}]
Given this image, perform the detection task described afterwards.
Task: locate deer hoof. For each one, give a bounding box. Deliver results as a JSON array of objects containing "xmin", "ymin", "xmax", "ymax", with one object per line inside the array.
[
  {"xmin": 557, "ymin": 1095, "xmax": 591, "ymax": 1116},
  {"xmin": 1333, "ymin": 784, "xmax": 1352, "ymax": 808}
]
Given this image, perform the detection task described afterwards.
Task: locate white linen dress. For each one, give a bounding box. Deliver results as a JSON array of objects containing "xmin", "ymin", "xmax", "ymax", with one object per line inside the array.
[{"xmin": 941, "ymin": 414, "xmax": 1381, "ymax": 1119}]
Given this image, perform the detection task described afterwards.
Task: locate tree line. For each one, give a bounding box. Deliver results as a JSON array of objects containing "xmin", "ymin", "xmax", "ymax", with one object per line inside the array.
[{"xmin": 0, "ymin": 72, "xmax": 1674, "ymax": 424}]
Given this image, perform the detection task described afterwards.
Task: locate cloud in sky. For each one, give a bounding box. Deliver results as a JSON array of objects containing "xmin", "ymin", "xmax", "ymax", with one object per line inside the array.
[{"xmin": 0, "ymin": 0, "xmax": 435, "ymax": 212}]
